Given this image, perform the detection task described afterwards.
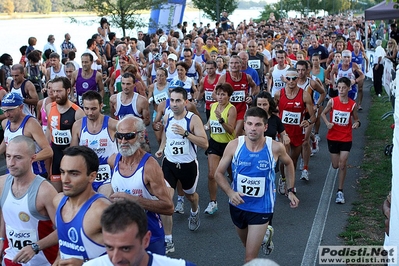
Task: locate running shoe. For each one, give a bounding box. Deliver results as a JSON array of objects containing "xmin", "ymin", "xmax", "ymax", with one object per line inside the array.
[
  {"xmin": 311, "ymin": 138, "xmax": 319, "ymax": 154},
  {"xmin": 335, "ymin": 191, "xmax": 345, "ymax": 204},
  {"xmin": 300, "ymin": 169, "xmax": 309, "ymax": 181},
  {"xmin": 278, "ymin": 177, "xmax": 286, "ymax": 195},
  {"xmin": 358, "ymin": 105, "xmax": 363, "ymax": 111},
  {"xmin": 165, "ymin": 240, "xmax": 175, "ymax": 254},
  {"xmin": 299, "ymin": 157, "xmax": 304, "ymax": 171},
  {"xmin": 204, "ymin": 201, "xmax": 218, "ymax": 215},
  {"xmin": 261, "ymin": 225, "xmax": 274, "ymax": 255},
  {"xmin": 314, "ymin": 133, "xmax": 321, "ymax": 142},
  {"xmin": 188, "ymin": 207, "xmax": 200, "ymax": 231},
  {"xmin": 174, "ymin": 199, "xmax": 184, "ymax": 214}
]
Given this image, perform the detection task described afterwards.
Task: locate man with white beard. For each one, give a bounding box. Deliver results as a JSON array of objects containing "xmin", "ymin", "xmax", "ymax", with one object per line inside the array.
[{"xmin": 103, "ymin": 115, "xmax": 174, "ymax": 256}]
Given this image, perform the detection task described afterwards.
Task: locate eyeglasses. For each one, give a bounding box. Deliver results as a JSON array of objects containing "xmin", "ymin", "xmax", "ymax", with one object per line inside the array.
[
  {"xmin": 115, "ymin": 131, "xmax": 141, "ymax": 140},
  {"xmin": 286, "ymin": 77, "xmax": 298, "ymax": 81}
]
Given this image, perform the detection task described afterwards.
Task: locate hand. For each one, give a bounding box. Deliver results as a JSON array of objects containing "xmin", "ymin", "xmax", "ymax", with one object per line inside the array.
[
  {"xmin": 228, "ymin": 191, "xmax": 245, "ymax": 206},
  {"xmin": 153, "ymin": 121, "xmax": 163, "ymax": 131},
  {"xmin": 350, "ymin": 79, "xmax": 356, "ymax": 86},
  {"xmin": 352, "ymin": 121, "xmax": 360, "ymax": 129},
  {"xmin": 282, "ymin": 135, "xmax": 290, "ymax": 145},
  {"xmin": 171, "ymin": 123, "xmax": 184, "ymax": 136},
  {"xmin": 288, "ymin": 193, "xmax": 299, "ymax": 208},
  {"xmin": 155, "ymin": 149, "xmax": 163, "ymax": 158},
  {"xmin": 12, "ymin": 245, "xmax": 36, "ymax": 264},
  {"xmin": 374, "ymin": 64, "xmax": 379, "ymax": 70},
  {"xmin": 245, "ymin": 96, "xmax": 252, "ymax": 104},
  {"xmin": 300, "ymin": 120, "xmax": 310, "ymax": 128},
  {"xmin": 326, "ymin": 122, "xmax": 334, "ymax": 129},
  {"xmin": 58, "ymin": 257, "xmax": 84, "ymax": 266},
  {"xmin": 110, "ymin": 192, "xmax": 134, "ymax": 202}
]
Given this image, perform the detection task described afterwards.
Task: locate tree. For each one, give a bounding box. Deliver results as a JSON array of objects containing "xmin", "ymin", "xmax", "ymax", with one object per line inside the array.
[
  {"xmin": 192, "ymin": 0, "xmax": 238, "ymax": 22},
  {"xmin": 257, "ymin": 3, "xmax": 287, "ymax": 22},
  {"xmin": 34, "ymin": 0, "xmax": 52, "ymax": 13},
  {"xmin": 65, "ymin": 0, "xmax": 167, "ymax": 36},
  {"xmin": 3, "ymin": 0, "xmax": 14, "ymax": 15}
]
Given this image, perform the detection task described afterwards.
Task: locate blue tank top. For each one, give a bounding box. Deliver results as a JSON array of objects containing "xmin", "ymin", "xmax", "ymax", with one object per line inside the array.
[
  {"xmin": 4, "ymin": 116, "xmax": 46, "ymax": 175},
  {"xmin": 56, "ymin": 193, "xmax": 107, "ymax": 261},
  {"xmin": 112, "ymin": 153, "xmax": 165, "ymax": 244},
  {"xmin": 352, "ymin": 51, "xmax": 364, "ymax": 72},
  {"xmin": 231, "ymin": 136, "xmax": 276, "ymax": 213}
]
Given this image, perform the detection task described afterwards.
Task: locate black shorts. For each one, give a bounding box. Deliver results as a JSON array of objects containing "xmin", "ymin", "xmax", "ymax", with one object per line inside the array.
[
  {"xmin": 162, "ymin": 158, "xmax": 198, "ymax": 194},
  {"xmin": 206, "ymin": 138, "xmax": 228, "ymax": 157},
  {"xmin": 327, "ymin": 140, "xmax": 352, "ymax": 153},
  {"xmin": 229, "ymin": 204, "xmax": 273, "ymax": 229}
]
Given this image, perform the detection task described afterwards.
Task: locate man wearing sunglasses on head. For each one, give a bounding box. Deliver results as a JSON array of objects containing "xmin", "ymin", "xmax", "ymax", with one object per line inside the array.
[
  {"xmin": 103, "ymin": 115, "xmax": 174, "ymax": 256},
  {"xmin": 70, "ymin": 91, "xmax": 118, "ymax": 193},
  {"xmin": 274, "ymin": 68, "xmax": 315, "ymax": 194}
]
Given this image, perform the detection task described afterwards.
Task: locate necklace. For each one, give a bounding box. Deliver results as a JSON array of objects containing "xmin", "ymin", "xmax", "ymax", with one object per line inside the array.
[{"xmin": 122, "ymin": 159, "xmax": 137, "ymax": 171}]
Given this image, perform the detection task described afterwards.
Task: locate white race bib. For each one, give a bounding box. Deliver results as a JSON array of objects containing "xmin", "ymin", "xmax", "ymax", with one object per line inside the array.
[
  {"xmin": 248, "ymin": 59, "xmax": 261, "ymax": 70},
  {"xmin": 95, "ymin": 164, "xmax": 111, "ymax": 183},
  {"xmin": 154, "ymin": 92, "xmax": 168, "ymax": 105},
  {"xmin": 6, "ymin": 224, "xmax": 37, "ymax": 250},
  {"xmin": 230, "ymin": 90, "xmax": 245, "ymax": 103},
  {"xmin": 210, "ymin": 119, "xmax": 225, "ymax": 134},
  {"xmin": 52, "ymin": 129, "xmax": 72, "ymax": 145},
  {"xmin": 332, "ymin": 110, "xmax": 351, "ymax": 126},
  {"xmin": 236, "ymin": 174, "xmax": 265, "ymax": 197},
  {"xmin": 205, "ymin": 91, "xmax": 215, "ymax": 102},
  {"xmin": 166, "ymin": 138, "xmax": 190, "ymax": 155},
  {"xmin": 281, "ymin": 110, "xmax": 301, "ymax": 125}
]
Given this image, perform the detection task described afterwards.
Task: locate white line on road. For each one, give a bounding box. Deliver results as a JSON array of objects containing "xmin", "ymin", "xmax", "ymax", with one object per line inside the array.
[{"xmin": 301, "ymin": 164, "xmax": 338, "ymax": 266}]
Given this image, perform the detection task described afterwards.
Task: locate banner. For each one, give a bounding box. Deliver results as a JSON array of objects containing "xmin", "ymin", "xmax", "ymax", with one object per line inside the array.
[
  {"xmin": 149, "ymin": 0, "xmax": 186, "ymax": 34},
  {"xmin": 365, "ymin": 50, "xmax": 375, "ymax": 79},
  {"xmin": 383, "ymin": 58, "xmax": 394, "ymax": 97}
]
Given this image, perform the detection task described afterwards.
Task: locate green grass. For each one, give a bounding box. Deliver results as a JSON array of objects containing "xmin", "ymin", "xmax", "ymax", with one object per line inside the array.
[{"xmin": 340, "ymin": 95, "xmax": 393, "ymax": 245}]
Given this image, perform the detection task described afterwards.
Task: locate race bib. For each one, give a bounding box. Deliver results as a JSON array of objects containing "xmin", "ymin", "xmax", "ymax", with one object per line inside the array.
[
  {"xmin": 166, "ymin": 138, "xmax": 190, "ymax": 155},
  {"xmin": 230, "ymin": 90, "xmax": 245, "ymax": 103},
  {"xmin": 236, "ymin": 174, "xmax": 265, "ymax": 197},
  {"xmin": 281, "ymin": 110, "xmax": 301, "ymax": 125},
  {"xmin": 95, "ymin": 164, "xmax": 111, "ymax": 183},
  {"xmin": 210, "ymin": 120, "xmax": 225, "ymax": 134},
  {"xmin": 274, "ymin": 79, "xmax": 284, "ymax": 89},
  {"xmin": 78, "ymin": 94, "xmax": 83, "ymax": 106},
  {"xmin": 205, "ymin": 91, "xmax": 215, "ymax": 102},
  {"xmin": 332, "ymin": 110, "xmax": 351, "ymax": 126},
  {"xmin": 248, "ymin": 59, "xmax": 261, "ymax": 70},
  {"xmin": 52, "ymin": 129, "xmax": 72, "ymax": 145},
  {"xmin": 6, "ymin": 224, "xmax": 37, "ymax": 250},
  {"xmin": 154, "ymin": 92, "xmax": 168, "ymax": 105}
]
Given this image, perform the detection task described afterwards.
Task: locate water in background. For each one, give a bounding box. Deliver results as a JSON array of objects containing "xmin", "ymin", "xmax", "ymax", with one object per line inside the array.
[{"xmin": 0, "ymin": 9, "xmax": 262, "ymax": 63}]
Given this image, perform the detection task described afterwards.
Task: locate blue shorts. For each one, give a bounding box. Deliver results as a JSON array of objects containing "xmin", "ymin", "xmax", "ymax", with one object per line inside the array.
[{"xmin": 146, "ymin": 238, "xmax": 165, "ymax": 255}]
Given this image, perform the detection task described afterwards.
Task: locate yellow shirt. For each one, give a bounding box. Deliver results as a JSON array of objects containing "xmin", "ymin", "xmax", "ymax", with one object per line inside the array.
[
  {"xmin": 202, "ymin": 45, "xmax": 218, "ymax": 54},
  {"xmin": 210, "ymin": 102, "xmax": 235, "ymax": 143}
]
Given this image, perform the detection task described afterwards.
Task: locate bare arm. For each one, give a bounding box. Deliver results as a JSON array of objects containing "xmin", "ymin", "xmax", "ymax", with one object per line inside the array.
[
  {"xmin": 96, "ymin": 71, "xmax": 105, "ymax": 99},
  {"xmin": 24, "ymin": 82, "xmax": 39, "ymax": 106},
  {"xmin": 27, "ymin": 119, "xmax": 53, "ymax": 162},
  {"xmin": 70, "ymin": 119, "xmax": 82, "ymax": 147},
  {"xmin": 138, "ymin": 96, "xmax": 150, "ymax": 126}
]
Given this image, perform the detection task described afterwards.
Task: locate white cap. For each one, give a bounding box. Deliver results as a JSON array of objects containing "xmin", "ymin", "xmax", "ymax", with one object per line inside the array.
[
  {"xmin": 167, "ymin": 54, "xmax": 177, "ymax": 61},
  {"xmin": 159, "ymin": 36, "xmax": 168, "ymax": 44}
]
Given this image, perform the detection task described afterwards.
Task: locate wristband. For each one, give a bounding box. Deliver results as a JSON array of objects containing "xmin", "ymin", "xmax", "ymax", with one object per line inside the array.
[
  {"xmin": 357, "ymin": 121, "xmax": 361, "ymax": 127},
  {"xmin": 0, "ymin": 237, "xmax": 5, "ymax": 241}
]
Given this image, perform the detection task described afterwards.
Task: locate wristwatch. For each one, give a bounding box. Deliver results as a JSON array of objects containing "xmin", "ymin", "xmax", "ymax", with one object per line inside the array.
[
  {"xmin": 31, "ymin": 243, "xmax": 40, "ymax": 254},
  {"xmin": 219, "ymin": 118, "xmax": 225, "ymax": 124},
  {"xmin": 307, "ymin": 119, "xmax": 313, "ymax": 124},
  {"xmin": 287, "ymin": 187, "xmax": 297, "ymax": 195},
  {"xmin": 183, "ymin": 131, "xmax": 189, "ymax": 138}
]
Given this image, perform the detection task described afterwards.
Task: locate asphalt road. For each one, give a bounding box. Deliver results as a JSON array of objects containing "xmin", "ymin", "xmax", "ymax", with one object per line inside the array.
[{"xmin": 0, "ymin": 79, "xmax": 376, "ymax": 266}]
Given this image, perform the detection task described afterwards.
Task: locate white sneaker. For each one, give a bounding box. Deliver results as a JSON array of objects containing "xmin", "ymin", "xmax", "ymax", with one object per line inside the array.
[
  {"xmin": 261, "ymin": 225, "xmax": 274, "ymax": 255},
  {"xmin": 299, "ymin": 158, "xmax": 304, "ymax": 171},
  {"xmin": 165, "ymin": 240, "xmax": 175, "ymax": 254},
  {"xmin": 204, "ymin": 201, "xmax": 218, "ymax": 215},
  {"xmin": 174, "ymin": 199, "xmax": 184, "ymax": 214},
  {"xmin": 188, "ymin": 207, "xmax": 200, "ymax": 231},
  {"xmin": 315, "ymin": 134, "xmax": 321, "ymax": 142},
  {"xmin": 300, "ymin": 169, "xmax": 309, "ymax": 181},
  {"xmin": 278, "ymin": 177, "xmax": 286, "ymax": 195},
  {"xmin": 311, "ymin": 138, "xmax": 319, "ymax": 154},
  {"xmin": 335, "ymin": 191, "xmax": 345, "ymax": 204}
]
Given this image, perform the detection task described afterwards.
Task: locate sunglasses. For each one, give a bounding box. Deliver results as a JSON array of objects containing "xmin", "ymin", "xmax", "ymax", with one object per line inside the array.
[
  {"xmin": 115, "ymin": 131, "xmax": 141, "ymax": 140},
  {"xmin": 286, "ymin": 77, "xmax": 298, "ymax": 81}
]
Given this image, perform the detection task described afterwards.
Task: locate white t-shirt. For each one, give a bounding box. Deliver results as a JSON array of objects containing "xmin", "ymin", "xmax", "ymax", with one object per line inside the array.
[
  {"xmin": 83, "ymin": 48, "xmax": 100, "ymax": 70},
  {"xmin": 374, "ymin": 45, "xmax": 386, "ymax": 64}
]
